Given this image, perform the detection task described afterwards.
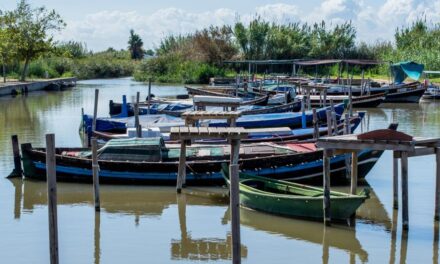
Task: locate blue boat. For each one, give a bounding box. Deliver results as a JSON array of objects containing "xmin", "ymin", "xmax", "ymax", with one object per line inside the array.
[{"xmin": 83, "ymin": 102, "xmax": 345, "ymax": 137}]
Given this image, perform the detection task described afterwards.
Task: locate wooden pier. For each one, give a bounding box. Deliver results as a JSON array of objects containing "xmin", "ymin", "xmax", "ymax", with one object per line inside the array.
[{"xmin": 317, "ymin": 127, "xmax": 440, "ymax": 230}]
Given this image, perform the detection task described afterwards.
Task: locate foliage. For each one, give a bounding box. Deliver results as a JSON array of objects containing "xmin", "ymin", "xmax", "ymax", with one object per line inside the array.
[
  {"xmin": 128, "ymin": 29, "xmax": 144, "ymax": 60},
  {"xmin": 4, "ymin": 0, "xmax": 65, "ymax": 80},
  {"xmin": 55, "ymin": 41, "xmax": 88, "ymax": 58}
]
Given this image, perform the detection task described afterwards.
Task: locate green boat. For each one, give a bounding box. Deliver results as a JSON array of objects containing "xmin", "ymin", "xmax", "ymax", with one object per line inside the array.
[{"xmin": 222, "ymin": 165, "xmax": 369, "ymax": 220}]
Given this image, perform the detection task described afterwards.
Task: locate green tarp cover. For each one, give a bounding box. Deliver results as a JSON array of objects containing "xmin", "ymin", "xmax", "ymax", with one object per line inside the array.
[{"xmin": 391, "ymin": 61, "xmax": 424, "ymax": 84}]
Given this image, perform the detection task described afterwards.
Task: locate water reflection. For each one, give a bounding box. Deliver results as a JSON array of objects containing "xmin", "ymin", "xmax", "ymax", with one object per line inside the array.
[
  {"xmin": 171, "ymin": 193, "xmax": 248, "ymax": 261},
  {"xmin": 229, "ymin": 208, "xmax": 368, "ymax": 262}
]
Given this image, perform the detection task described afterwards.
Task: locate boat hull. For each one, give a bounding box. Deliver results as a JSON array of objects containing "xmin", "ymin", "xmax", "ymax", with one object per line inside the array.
[{"xmin": 21, "ymin": 143, "xmax": 382, "ymax": 185}]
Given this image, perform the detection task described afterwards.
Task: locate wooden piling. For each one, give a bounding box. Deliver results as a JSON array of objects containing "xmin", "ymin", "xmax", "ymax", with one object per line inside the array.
[
  {"xmin": 348, "ymin": 86, "xmax": 353, "ymax": 117},
  {"xmin": 393, "ymin": 152, "xmax": 399, "ymax": 209},
  {"xmin": 312, "ymin": 109, "xmax": 319, "ymax": 139},
  {"xmin": 301, "ymin": 97, "xmax": 306, "ymax": 129},
  {"xmin": 331, "ymin": 111, "xmax": 337, "ymax": 136},
  {"xmin": 147, "ymin": 78, "xmax": 152, "ymax": 115},
  {"xmin": 435, "ymin": 147, "xmax": 440, "ymax": 220},
  {"xmin": 350, "ymin": 151, "xmax": 358, "ymax": 195},
  {"xmin": 11, "ymin": 135, "xmax": 22, "ymax": 176},
  {"xmin": 177, "ymin": 140, "xmax": 187, "ymax": 193},
  {"xmin": 323, "ymin": 89, "xmax": 327, "ymax": 107},
  {"xmin": 344, "ymin": 115, "xmax": 351, "ymax": 180},
  {"xmin": 323, "ymin": 149, "xmax": 331, "ymax": 225},
  {"xmin": 306, "ymin": 89, "xmax": 311, "ymax": 110},
  {"xmin": 401, "ymin": 151, "xmax": 409, "ymax": 230},
  {"xmin": 326, "ymin": 110, "xmax": 332, "ymax": 136},
  {"xmin": 230, "ymin": 138, "xmax": 241, "ymax": 264},
  {"xmin": 91, "ymin": 138, "xmax": 100, "ymax": 212},
  {"xmin": 46, "ymin": 134, "xmax": 59, "ymax": 264},
  {"xmin": 135, "ymin": 92, "xmax": 141, "ymax": 138},
  {"xmin": 92, "ymin": 89, "xmax": 99, "ymax": 133}
]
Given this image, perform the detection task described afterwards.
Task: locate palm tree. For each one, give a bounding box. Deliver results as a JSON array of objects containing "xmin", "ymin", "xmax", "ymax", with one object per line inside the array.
[{"xmin": 128, "ymin": 29, "xmax": 144, "ymax": 60}]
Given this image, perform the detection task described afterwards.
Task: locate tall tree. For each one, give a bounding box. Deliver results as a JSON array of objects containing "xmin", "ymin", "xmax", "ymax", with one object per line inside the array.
[
  {"xmin": 6, "ymin": 0, "xmax": 65, "ymax": 81},
  {"xmin": 128, "ymin": 29, "xmax": 144, "ymax": 60},
  {"xmin": 0, "ymin": 11, "xmax": 17, "ymax": 82}
]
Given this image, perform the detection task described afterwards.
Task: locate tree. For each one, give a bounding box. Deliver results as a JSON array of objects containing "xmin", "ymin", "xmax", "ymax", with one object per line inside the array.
[
  {"xmin": 6, "ymin": 0, "xmax": 65, "ymax": 81},
  {"xmin": 128, "ymin": 29, "xmax": 144, "ymax": 60},
  {"xmin": 0, "ymin": 11, "xmax": 17, "ymax": 82}
]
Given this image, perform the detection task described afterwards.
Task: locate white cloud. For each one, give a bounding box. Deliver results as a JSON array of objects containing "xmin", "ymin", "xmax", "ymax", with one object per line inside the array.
[{"xmin": 56, "ymin": 1, "xmax": 440, "ymax": 51}]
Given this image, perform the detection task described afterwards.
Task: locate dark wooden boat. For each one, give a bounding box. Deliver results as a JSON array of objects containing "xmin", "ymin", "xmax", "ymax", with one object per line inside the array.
[
  {"xmin": 20, "ymin": 136, "xmax": 384, "ymax": 185},
  {"xmin": 302, "ymin": 93, "xmax": 385, "ymax": 108},
  {"xmin": 222, "ymin": 166, "xmax": 369, "ymax": 220}
]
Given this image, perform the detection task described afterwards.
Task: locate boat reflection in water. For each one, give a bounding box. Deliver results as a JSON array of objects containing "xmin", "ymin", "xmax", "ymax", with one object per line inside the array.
[{"xmin": 10, "ymin": 178, "xmax": 247, "ymax": 262}]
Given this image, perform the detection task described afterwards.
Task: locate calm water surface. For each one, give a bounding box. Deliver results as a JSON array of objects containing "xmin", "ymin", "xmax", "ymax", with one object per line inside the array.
[{"xmin": 1, "ymin": 77, "xmax": 440, "ymax": 263}]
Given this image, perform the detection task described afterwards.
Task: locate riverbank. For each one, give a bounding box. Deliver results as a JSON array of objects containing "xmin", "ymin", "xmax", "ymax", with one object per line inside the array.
[{"xmin": 0, "ymin": 77, "xmax": 77, "ymax": 97}]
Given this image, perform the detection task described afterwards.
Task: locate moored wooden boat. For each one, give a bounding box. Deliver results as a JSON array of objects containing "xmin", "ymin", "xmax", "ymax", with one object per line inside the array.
[
  {"xmin": 20, "ymin": 134, "xmax": 384, "ymax": 185},
  {"xmin": 298, "ymin": 93, "xmax": 385, "ymax": 108},
  {"xmin": 222, "ymin": 166, "xmax": 369, "ymax": 220}
]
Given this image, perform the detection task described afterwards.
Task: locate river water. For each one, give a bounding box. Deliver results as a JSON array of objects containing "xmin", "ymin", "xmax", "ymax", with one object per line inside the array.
[{"xmin": 0, "ymin": 77, "xmax": 439, "ymax": 263}]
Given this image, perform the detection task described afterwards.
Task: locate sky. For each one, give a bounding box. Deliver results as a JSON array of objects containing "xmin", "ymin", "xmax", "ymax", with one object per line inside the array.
[{"xmin": 1, "ymin": 0, "xmax": 440, "ymax": 51}]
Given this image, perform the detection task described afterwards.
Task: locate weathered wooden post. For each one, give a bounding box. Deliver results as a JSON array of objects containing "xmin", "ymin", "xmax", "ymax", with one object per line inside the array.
[
  {"xmin": 46, "ymin": 134, "xmax": 59, "ymax": 264},
  {"xmin": 92, "ymin": 89, "xmax": 99, "ymax": 134},
  {"xmin": 10, "ymin": 135, "xmax": 22, "ymax": 177},
  {"xmin": 301, "ymin": 96, "xmax": 306, "ymax": 129},
  {"xmin": 393, "ymin": 151, "xmax": 399, "ymax": 209},
  {"xmin": 91, "ymin": 138, "xmax": 100, "ymax": 212},
  {"xmin": 306, "ymin": 88, "xmax": 311, "ymax": 110},
  {"xmin": 331, "ymin": 111, "xmax": 337, "ymax": 136},
  {"xmin": 348, "ymin": 86, "xmax": 353, "ymax": 117},
  {"xmin": 401, "ymin": 151, "xmax": 409, "ymax": 230},
  {"xmin": 147, "ymin": 78, "xmax": 152, "ymax": 115},
  {"xmin": 326, "ymin": 110, "xmax": 332, "ymax": 136},
  {"xmin": 230, "ymin": 138, "xmax": 241, "ymax": 264},
  {"xmin": 323, "ymin": 149, "xmax": 331, "ymax": 225},
  {"xmin": 312, "ymin": 109, "xmax": 319, "ymax": 139},
  {"xmin": 177, "ymin": 140, "xmax": 187, "ymax": 193},
  {"xmin": 350, "ymin": 151, "xmax": 358, "ymax": 195},
  {"xmin": 435, "ymin": 147, "xmax": 440, "ymax": 220},
  {"xmin": 344, "ymin": 114, "xmax": 351, "ymax": 180},
  {"xmin": 135, "ymin": 92, "xmax": 141, "ymax": 138},
  {"xmin": 323, "ymin": 89, "xmax": 327, "ymax": 107}
]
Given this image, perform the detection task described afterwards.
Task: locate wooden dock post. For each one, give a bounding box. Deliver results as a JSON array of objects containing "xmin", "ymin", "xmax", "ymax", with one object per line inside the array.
[
  {"xmin": 230, "ymin": 138, "xmax": 241, "ymax": 264},
  {"xmin": 92, "ymin": 89, "xmax": 99, "ymax": 133},
  {"xmin": 331, "ymin": 111, "xmax": 337, "ymax": 136},
  {"xmin": 147, "ymin": 78, "xmax": 152, "ymax": 115},
  {"xmin": 135, "ymin": 92, "xmax": 141, "ymax": 138},
  {"xmin": 323, "ymin": 149, "xmax": 331, "ymax": 225},
  {"xmin": 323, "ymin": 89, "xmax": 327, "ymax": 107},
  {"xmin": 306, "ymin": 88, "xmax": 311, "ymax": 110},
  {"xmin": 10, "ymin": 135, "xmax": 22, "ymax": 177},
  {"xmin": 393, "ymin": 152, "xmax": 399, "ymax": 209},
  {"xmin": 313, "ymin": 109, "xmax": 319, "ymax": 139},
  {"xmin": 326, "ymin": 110, "xmax": 332, "ymax": 136},
  {"xmin": 46, "ymin": 134, "xmax": 59, "ymax": 264},
  {"xmin": 301, "ymin": 96, "xmax": 306, "ymax": 129},
  {"xmin": 350, "ymin": 151, "xmax": 358, "ymax": 194},
  {"xmin": 176, "ymin": 140, "xmax": 187, "ymax": 193},
  {"xmin": 344, "ymin": 115, "xmax": 351, "ymax": 180},
  {"xmin": 401, "ymin": 151, "xmax": 409, "ymax": 230},
  {"xmin": 435, "ymin": 147, "xmax": 440, "ymax": 220},
  {"xmin": 348, "ymin": 86, "xmax": 353, "ymax": 117},
  {"xmin": 91, "ymin": 138, "xmax": 100, "ymax": 212}
]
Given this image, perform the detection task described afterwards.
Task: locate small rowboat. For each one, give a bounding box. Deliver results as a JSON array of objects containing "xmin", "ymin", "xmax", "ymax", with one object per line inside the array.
[{"xmin": 222, "ymin": 166, "xmax": 369, "ymax": 220}]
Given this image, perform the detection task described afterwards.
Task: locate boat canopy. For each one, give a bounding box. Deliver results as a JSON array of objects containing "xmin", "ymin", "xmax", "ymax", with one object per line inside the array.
[
  {"xmin": 391, "ymin": 61, "xmax": 424, "ymax": 84},
  {"xmin": 98, "ymin": 137, "xmax": 165, "ymax": 161}
]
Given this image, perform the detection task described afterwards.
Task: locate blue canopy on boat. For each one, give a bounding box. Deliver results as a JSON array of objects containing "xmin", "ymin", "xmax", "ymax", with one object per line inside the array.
[{"xmin": 391, "ymin": 61, "xmax": 424, "ymax": 84}]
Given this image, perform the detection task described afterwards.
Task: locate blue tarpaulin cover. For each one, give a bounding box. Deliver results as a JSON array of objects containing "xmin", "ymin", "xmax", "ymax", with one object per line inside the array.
[{"xmin": 391, "ymin": 61, "xmax": 424, "ymax": 84}]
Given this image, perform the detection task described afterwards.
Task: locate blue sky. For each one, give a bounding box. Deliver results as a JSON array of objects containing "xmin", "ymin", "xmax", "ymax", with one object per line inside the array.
[{"xmin": 2, "ymin": 0, "xmax": 439, "ymax": 51}]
